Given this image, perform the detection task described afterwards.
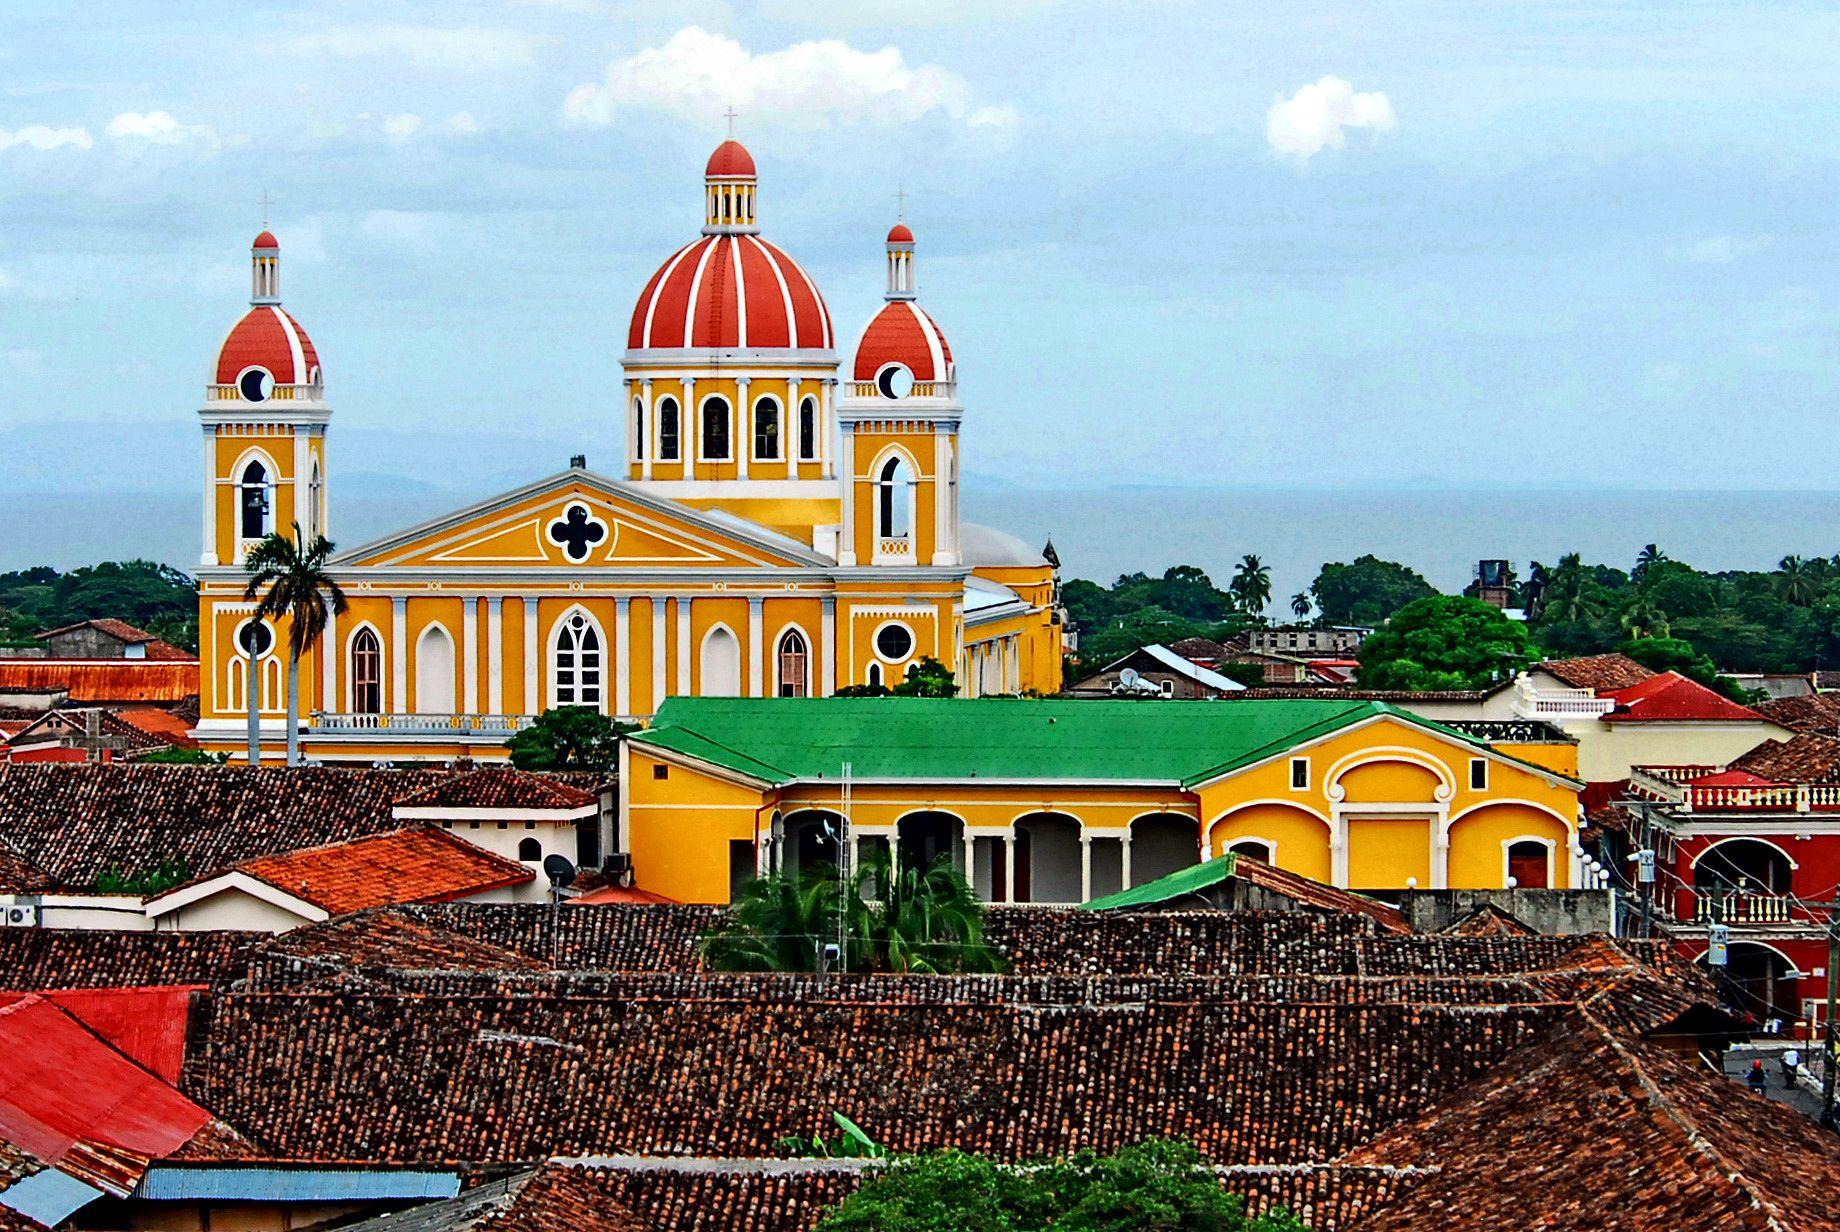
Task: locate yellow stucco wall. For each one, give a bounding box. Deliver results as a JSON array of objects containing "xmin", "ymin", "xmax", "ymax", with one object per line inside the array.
[{"xmin": 1205, "ymin": 803, "xmax": 1333, "ymax": 882}]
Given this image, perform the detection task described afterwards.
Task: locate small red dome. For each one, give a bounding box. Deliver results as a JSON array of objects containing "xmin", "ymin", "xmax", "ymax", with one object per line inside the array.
[
  {"xmin": 852, "ymin": 301, "xmax": 951, "ymax": 385},
  {"xmin": 253, "ymin": 230, "xmax": 279, "ymax": 250},
  {"xmin": 705, "ymin": 139, "xmax": 756, "ymax": 179},
  {"xmin": 886, "ymin": 223, "xmax": 914, "ymax": 244},
  {"xmin": 216, "ymin": 306, "xmax": 321, "ymax": 388},
  {"xmin": 629, "ymin": 234, "xmax": 832, "ymax": 352}
]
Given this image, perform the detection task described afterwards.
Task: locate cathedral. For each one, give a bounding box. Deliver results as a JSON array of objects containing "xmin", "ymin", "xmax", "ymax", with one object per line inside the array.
[{"xmin": 192, "ymin": 139, "xmax": 1066, "ymax": 761}]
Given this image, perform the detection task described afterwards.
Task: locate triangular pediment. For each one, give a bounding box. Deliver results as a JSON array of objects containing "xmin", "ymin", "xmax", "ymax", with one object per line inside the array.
[{"xmin": 331, "ymin": 470, "xmax": 826, "ymax": 571}]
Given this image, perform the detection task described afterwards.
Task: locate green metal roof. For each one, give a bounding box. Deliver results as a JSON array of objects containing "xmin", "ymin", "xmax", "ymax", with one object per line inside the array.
[
  {"xmin": 1080, "ymin": 853, "xmax": 1241, "ymax": 911},
  {"xmin": 631, "ymin": 696, "xmax": 1499, "ymax": 786}
]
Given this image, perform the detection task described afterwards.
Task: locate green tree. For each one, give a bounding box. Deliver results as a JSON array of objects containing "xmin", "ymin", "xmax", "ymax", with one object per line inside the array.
[
  {"xmin": 1355, "ymin": 595, "xmax": 1534, "ymax": 690},
  {"xmin": 1778, "ymin": 555, "xmax": 1821, "ymax": 607},
  {"xmin": 506, "ymin": 705, "xmax": 635, "ymax": 772},
  {"xmin": 1228, "ymin": 555, "xmax": 1271, "ymax": 619},
  {"xmin": 1289, "ymin": 592, "xmax": 1311, "ymax": 621},
  {"xmin": 894, "ymin": 656, "xmax": 957, "ymax": 697},
  {"xmin": 1616, "ymin": 636, "xmax": 1756, "ymax": 703},
  {"xmin": 243, "ymin": 527, "xmax": 349, "ymax": 767},
  {"xmin": 815, "ymin": 1139, "xmax": 1304, "ymax": 1232},
  {"xmin": 1633, "ymin": 543, "xmax": 1669, "ymax": 581},
  {"xmin": 1309, "ymin": 555, "xmax": 1437, "ymax": 627},
  {"xmin": 0, "ymin": 560, "xmax": 199, "ymax": 650},
  {"xmin": 96, "ymin": 860, "xmax": 192, "ymax": 896}
]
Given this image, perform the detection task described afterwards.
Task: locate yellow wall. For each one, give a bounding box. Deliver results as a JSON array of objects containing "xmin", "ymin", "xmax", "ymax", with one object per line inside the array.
[
  {"xmin": 1205, "ymin": 802, "xmax": 1333, "ymax": 882},
  {"xmin": 1446, "ymin": 802, "xmax": 1572, "ymax": 890},
  {"xmin": 625, "ymin": 746, "xmax": 768, "ymax": 903}
]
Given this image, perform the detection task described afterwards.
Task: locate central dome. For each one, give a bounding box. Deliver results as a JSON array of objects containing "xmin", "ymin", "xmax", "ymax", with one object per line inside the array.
[{"xmin": 626, "ymin": 139, "xmax": 832, "ymax": 354}]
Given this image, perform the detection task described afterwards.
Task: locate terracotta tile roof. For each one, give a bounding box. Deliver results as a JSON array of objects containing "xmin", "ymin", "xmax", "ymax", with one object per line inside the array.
[
  {"xmin": 0, "ymin": 660, "xmax": 198, "ymax": 704},
  {"xmin": 244, "ymin": 910, "xmax": 547, "ymax": 991},
  {"xmin": 1754, "ymin": 690, "xmax": 1840, "ymax": 735},
  {"xmin": 1167, "ymin": 637, "xmax": 1229, "ymax": 662},
  {"xmin": 394, "ymin": 769, "xmax": 598, "ymax": 811},
  {"xmin": 1537, "ymin": 653, "xmax": 1655, "ymax": 692},
  {"xmin": 1437, "ymin": 904, "xmax": 1538, "ymax": 937},
  {"xmin": 0, "ymin": 929, "xmax": 254, "ymax": 991},
  {"xmin": 219, "ymin": 828, "xmax": 535, "ymax": 915},
  {"xmin": 112, "ymin": 706, "xmax": 200, "ymax": 748},
  {"xmin": 7, "ymin": 706, "xmax": 198, "ymax": 757},
  {"xmin": 1729, "ymin": 733, "xmax": 1840, "ymax": 784},
  {"xmin": 36, "ymin": 618, "xmax": 158, "ymax": 644},
  {"xmin": 0, "ymin": 846, "xmax": 51, "ymax": 894},
  {"xmin": 0, "ymin": 763, "xmax": 451, "ymax": 891},
  {"xmin": 1601, "ymin": 672, "xmax": 1764, "ymax": 723}
]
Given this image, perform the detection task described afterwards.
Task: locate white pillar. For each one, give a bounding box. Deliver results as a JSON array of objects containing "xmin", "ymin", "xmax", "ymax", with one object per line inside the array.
[
  {"xmin": 614, "ymin": 596, "xmax": 631, "ymax": 717},
  {"xmin": 651, "ymin": 599, "xmax": 667, "ymax": 711},
  {"xmin": 676, "ymin": 597, "xmax": 693, "ymax": 695},
  {"xmin": 837, "ymin": 423, "xmax": 857, "ymax": 566},
  {"xmin": 682, "ymin": 377, "xmax": 697, "ymax": 470},
  {"xmin": 821, "ymin": 380, "xmax": 834, "ymax": 471},
  {"xmin": 1080, "ymin": 836, "xmax": 1092, "ymax": 904},
  {"xmin": 200, "ymin": 427, "xmax": 218, "ymax": 566},
  {"xmin": 292, "ymin": 430, "xmax": 310, "ymax": 536},
  {"xmin": 320, "ymin": 603, "xmax": 337, "ymax": 715},
  {"xmin": 962, "ymin": 833, "xmax": 978, "ymax": 897},
  {"xmin": 487, "ymin": 597, "xmax": 504, "ymax": 714},
  {"xmin": 462, "ymin": 599, "xmax": 479, "ymax": 715},
  {"xmin": 932, "ymin": 430, "xmax": 951, "ymax": 565},
  {"xmin": 641, "ymin": 379, "xmax": 655, "ymax": 481},
  {"xmin": 390, "ymin": 597, "xmax": 407, "ymax": 715},
  {"xmin": 736, "ymin": 377, "xmax": 751, "ymax": 480},
  {"xmin": 820, "ymin": 597, "xmax": 836, "ymax": 696},
  {"xmin": 1120, "ymin": 834, "xmax": 1133, "ymax": 890},
  {"xmin": 747, "ymin": 596, "xmax": 764, "ymax": 697},
  {"xmin": 1003, "ymin": 832, "xmax": 1017, "ymax": 904},
  {"xmin": 788, "ymin": 378, "xmax": 802, "ymax": 467},
  {"xmin": 523, "ymin": 597, "xmax": 539, "ymax": 712}
]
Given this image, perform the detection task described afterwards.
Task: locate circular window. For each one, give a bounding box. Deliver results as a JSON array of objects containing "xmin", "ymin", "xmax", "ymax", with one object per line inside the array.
[
  {"xmin": 238, "ymin": 366, "xmax": 274, "ymax": 402},
  {"xmin": 874, "ymin": 622, "xmax": 914, "ymax": 662},
  {"xmin": 237, "ymin": 620, "xmax": 274, "ymax": 658},
  {"xmin": 876, "ymin": 363, "xmax": 915, "ymax": 400}
]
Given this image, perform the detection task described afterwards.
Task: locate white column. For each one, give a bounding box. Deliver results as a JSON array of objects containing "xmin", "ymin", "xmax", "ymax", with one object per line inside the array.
[
  {"xmin": 614, "ymin": 596, "xmax": 631, "ymax": 717},
  {"xmin": 317, "ymin": 430, "xmax": 330, "ymax": 539},
  {"xmin": 787, "ymin": 378, "xmax": 802, "ymax": 468},
  {"xmin": 747, "ymin": 596, "xmax": 764, "ymax": 697},
  {"xmin": 321, "ymin": 603, "xmax": 337, "ymax": 715},
  {"xmin": 676, "ymin": 597, "xmax": 693, "ymax": 695},
  {"xmin": 962, "ymin": 833, "xmax": 978, "ymax": 896},
  {"xmin": 523, "ymin": 598, "xmax": 540, "ymax": 712},
  {"xmin": 651, "ymin": 598, "xmax": 667, "ymax": 712},
  {"xmin": 820, "ymin": 597, "xmax": 836, "ymax": 696},
  {"xmin": 1003, "ymin": 832, "xmax": 1017, "ymax": 903},
  {"xmin": 821, "ymin": 380, "xmax": 834, "ymax": 470},
  {"xmin": 837, "ymin": 423, "xmax": 857, "ymax": 566},
  {"xmin": 736, "ymin": 377, "xmax": 751, "ymax": 480},
  {"xmin": 390, "ymin": 597, "xmax": 407, "ymax": 715},
  {"xmin": 1120, "ymin": 834, "xmax": 1134, "ymax": 890},
  {"xmin": 292, "ymin": 430, "xmax": 310, "ymax": 535},
  {"xmin": 1330, "ymin": 814, "xmax": 1349, "ymax": 889},
  {"xmin": 932, "ymin": 430, "xmax": 951, "ymax": 565},
  {"xmin": 641, "ymin": 379, "xmax": 655, "ymax": 481},
  {"xmin": 1080, "ymin": 836, "xmax": 1092, "ymax": 904},
  {"xmin": 682, "ymin": 377, "xmax": 697, "ymax": 470},
  {"xmin": 462, "ymin": 599, "xmax": 479, "ymax": 715},
  {"xmin": 200, "ymin": 427, "xmax": 218, "ymax": 566},
  {"xmin": 487, "ymin": 597, "xmax": 504, "ymax": 714}
]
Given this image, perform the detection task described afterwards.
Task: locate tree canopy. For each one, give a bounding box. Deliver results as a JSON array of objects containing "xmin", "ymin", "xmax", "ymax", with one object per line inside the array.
[
  {"xmin": 1309, "ymin": 555, "xmax": 1437, "ymax": 628},
  {"xmin": 0, "ymin": 560, "xmax": 198, "ymax": 651},
  {"xmin": 506, "ymin": 705, "xmax": 635, "ymax": 772},
  {"xmin": 1355, "ymin": 595, "xmax": 1534, "ymax": 690},
  {"xmin": 813, "ymin": 1139, "xmax": 1304, "ymax": 1232}
]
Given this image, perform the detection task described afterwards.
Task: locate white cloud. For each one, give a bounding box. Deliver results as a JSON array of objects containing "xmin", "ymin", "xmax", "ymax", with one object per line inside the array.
[
  {"xmin": 563, "ymin": 26, "xmax": 1016, "ymax": 135},
  {"xmin": 105, "ymin": 110, "xmax": 219, "ymax": 148},
  {"xmin": 442, "ymin": 112, "xmax": 482, "ymax": 136},
  {"xmin": 382, "ymin": 113, "xmax": 425, "ymax": 141},
  {"xmin": 0, "ymin": 124, "xmax": 92, "ymax": 151},
  {"xmin": 1670, "ymin": 234, "xmax": 1774, "ymax": 265},
  {"xmin": 1266, "ymin": 76, "xmax": 1396, "ymax": 162},
  {"xmin": 289, "ymin": 25, "xmax": 549, "ymax": 71}
]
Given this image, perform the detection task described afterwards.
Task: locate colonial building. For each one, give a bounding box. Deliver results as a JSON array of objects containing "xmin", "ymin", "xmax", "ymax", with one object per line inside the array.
[{"xmin": 192, "ymin": 141, "xmax": 1063, "ymax": 761}]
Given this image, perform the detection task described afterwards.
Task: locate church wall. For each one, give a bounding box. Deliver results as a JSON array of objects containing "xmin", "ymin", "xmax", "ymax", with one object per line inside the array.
[
  {"xmin": 690, "ymin": 596, "xmax": 752, "ymax": 696},
  {"xmin": 406, "ymin": 598, "xmax": 466, "ymax": 714},
  {"xmin": 763, "ymin": 598, "xmax": 824, "ymax": 698},
  {"xmin": 339, "ymin": 596, "xmax": 393, "ymax": 713},
  {"xmin": 503, "ymin": 595, "xmax": 530, "ymax": 715}
]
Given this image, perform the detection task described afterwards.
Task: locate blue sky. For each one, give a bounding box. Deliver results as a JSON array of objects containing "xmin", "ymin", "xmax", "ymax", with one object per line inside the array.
[{"xmin": 3, "ymin": 0, "xmax": 1838, "ymax": 497}]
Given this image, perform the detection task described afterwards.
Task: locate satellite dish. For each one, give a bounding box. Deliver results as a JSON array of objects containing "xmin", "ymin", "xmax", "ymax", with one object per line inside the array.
[
  {"xmin": 1119, "ymin": 667, "xmax": 1141, "ymax": 687},
  {"xmin": 543, "ymin": 854, "xmax": 577, "ymax": 888}
]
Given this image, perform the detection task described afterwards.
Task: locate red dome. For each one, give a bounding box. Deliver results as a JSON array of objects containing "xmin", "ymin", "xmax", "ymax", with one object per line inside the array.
[
  {"xmin": 215, "ymin": 306, "xmax": 321, "ymax": 387},
  {"xmin": 253, "ymin": 230, "xmax": 280, "ymax": 250},
  {"xmin": 628, "ymin": 234, "xmax": 832, "ymax": 351},
  {"xmin": 705, "ymin": 139, "xmax": 756, "ymax": 178},
  {"xmin": 886, "ymin": 223, "xmax": 914, "ymax": 244},
  {"xmin": 852, "ymin": 300, "xmax": 951, "ymax": 383}
]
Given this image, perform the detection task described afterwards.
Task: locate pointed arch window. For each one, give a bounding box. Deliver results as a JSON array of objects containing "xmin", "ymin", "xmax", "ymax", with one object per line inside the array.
[
  {"xmin": 701, "ymin": 626, "xmax": 741, "ymax": 697},
  {"xmin": 797, "ymin": 397, "xmax": 818, "ymax": 461},
  {"xmin": 416, "ymin": 624, "xmax": 455, "ymax": 715},
  {"xmin": 239, "ymin": 460, "xmax": 272, "ymax": 540},
  {"xmin": 657, "ymin": 397, "xmax": 680, "ymax": 461},
  {"xmin": 554, "ymin": 610, "xmax": 603, "ymax": 707},
  {"xmin": 776, "ymin": 629, "xmax": 809, "ymax": 698},
  {"xmin": 351, "ymin": 627, "xmax": 382, "ymax": 714},
  {"xmin": 876, "ymin": 454, "xmax": 913, "ymax": 540},
  {"xmin": 700, "ymin": 397, "xmax": 731, "ymax": 462},
  {"xmin": 633, "ymin": 396, "xmax": 646, "ymax": 462},
  {"xmin": 753, "ymin": 397, "xmax": 780, "ymax": 461},
  {"xmin": 306, "ymin": 461, "xmax": 323, "ymax": 540}
]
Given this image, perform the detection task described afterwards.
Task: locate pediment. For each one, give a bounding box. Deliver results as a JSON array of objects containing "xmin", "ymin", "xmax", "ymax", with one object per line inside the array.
[{"xmin": 332, "ymin": 470, "xmax": 824, "ymax": 571}]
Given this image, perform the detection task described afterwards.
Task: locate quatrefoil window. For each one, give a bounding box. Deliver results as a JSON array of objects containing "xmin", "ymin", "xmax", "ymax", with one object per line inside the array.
[{"xmin": 546, "ymin": 502, "xmax": 609, "ymax": 563}]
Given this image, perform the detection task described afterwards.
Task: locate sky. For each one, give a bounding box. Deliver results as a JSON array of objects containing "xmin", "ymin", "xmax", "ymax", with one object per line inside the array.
[{"xmin": 3, "ymin": 0, "xmax": 1839, "ymax": 501}]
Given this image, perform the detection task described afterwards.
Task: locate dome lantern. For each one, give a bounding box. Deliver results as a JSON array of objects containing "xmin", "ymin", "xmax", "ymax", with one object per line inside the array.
[
  {"xmin": 703, "ymin": 138, "xmax": 759, "ymax": 236},
  {"xmin": 885, "ymin": 222, "xmax": 915, "ymax": 301},
  {"xmin": 250, "ymin": 230, "xmax": 280, "ymax": 305}
]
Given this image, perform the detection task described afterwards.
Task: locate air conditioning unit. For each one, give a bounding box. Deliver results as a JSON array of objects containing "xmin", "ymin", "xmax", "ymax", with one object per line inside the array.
[{"xmin": 0, "ymin": 904, "xmax": 39, "ymax": 928}]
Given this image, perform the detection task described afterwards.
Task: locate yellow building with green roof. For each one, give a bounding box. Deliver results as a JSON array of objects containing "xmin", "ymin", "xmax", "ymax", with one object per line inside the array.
[{"xmin": 620, "ymin": 696, "xmax": 1586, "ymax": 904}]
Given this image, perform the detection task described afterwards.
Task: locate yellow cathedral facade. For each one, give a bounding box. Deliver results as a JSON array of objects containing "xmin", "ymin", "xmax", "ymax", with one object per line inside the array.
[{"xmin": 192, "ymin": 139, "xmax": 1066, "ymax": 762}]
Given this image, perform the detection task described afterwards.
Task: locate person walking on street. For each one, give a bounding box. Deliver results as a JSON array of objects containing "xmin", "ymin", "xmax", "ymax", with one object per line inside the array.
[
  {"xmin": 1748, "ymin": 1060, "xmax": 1769, "ymax": 1095},
  {"xmin": 1783, "ymin": 1048, "xmax": 1802, "ymax": 1089}
]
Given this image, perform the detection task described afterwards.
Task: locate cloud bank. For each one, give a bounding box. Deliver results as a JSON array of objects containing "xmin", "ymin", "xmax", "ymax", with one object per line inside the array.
[
  {"xmin": 0, "ymin": 124, "xmax": 92, "ymax": 151},
  {"xmin": 1267, "ymin": 76, "xmax": 1396, "ymax": 161}
]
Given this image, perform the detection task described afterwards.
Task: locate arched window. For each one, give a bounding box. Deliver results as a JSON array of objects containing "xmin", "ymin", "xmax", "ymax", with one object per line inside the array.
[
  {"xmin": 554, "ymin": 609, "xmax": 603, "ymax": 707},
  {"xmin": 701, "ymin": 626, "xmax": 741, "ymax": 697},
  {"xmin": 1227, "ymin": 839, "xmax": 1274, "ymax": 863},
  {"xmin": 776, "ymin": 629, "xmax": 809, "ymax": 698},
  {"xmin": 1507, "ymin": 840, "xmax": 1551, "ymax": 889},
  {"xmin": 700, "ymin": 397, "xmax": 731, "ymax": 461},
  {"xmin": 657, "ymin": 397, "xmax": 680, "ymax": 461},
  {"xmin": 416, "ymin": 624, "xmax": 455, "ymax": 714},
  {"xmin": 239, "ymin": 460, "xmax": 272, "ymax": 540},
  {"xmin": 350, "ymin": 627, "xmax": 382, "ymax": 713},
  {"xmin": 798, "ymin": 397, "xmax": 818, "ymax": 461},
  {"xmin": 876, "ymin": 455, "xmax": 913, "ymax": 539},
  {"xmin": 518, "ymin": 837, "xmax": 542, "ymax": 861},
  {"xmin": 633, "ymin": 396, "xmax": 646, "ymax": 462},
  {"xmin": 306, "ymin": 461, "xmax": 322, "ymax": 539},
  {"xmin": 865, "ymin": 662, "xmax": 884, "ymax": 689},
  {"xmin": 753, "ymin": 397, "xmax": 780, "ymax": 461}
]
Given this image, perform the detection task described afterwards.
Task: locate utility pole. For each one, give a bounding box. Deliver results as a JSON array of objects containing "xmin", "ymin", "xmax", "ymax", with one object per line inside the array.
[{"xmin": 1825, "ymin": 902, "xmax": 1838, "ymax": 1125}]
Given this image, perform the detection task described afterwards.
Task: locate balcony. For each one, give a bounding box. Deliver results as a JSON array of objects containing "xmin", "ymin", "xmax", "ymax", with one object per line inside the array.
[
  {"xmin": 1690, "ymin": 892, "xmax": 1796, "ymax": 925},
  {"xmin": 312, "ymin": 713, "xmax": 535, "ymax": 736},
  {"xmin": 1630, "ymin": 766, "xmax": 1840, "ymax": 813},
  {"xmin": 1510, "ymin": 680, "xmax": 1614, "ymax": 719}
]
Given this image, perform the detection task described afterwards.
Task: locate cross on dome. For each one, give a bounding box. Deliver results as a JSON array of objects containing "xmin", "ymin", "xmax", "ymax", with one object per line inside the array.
[{"xmin": 723, "ymin": 105, "xmax": 739, "ymax": 137}]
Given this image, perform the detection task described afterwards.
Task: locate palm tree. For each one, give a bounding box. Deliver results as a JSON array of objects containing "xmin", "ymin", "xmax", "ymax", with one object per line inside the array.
[
  {"xmin": 243, "ymin": 526, "xmax": 348, "ymax": 767},
  {"xmin": 869, "ymin": 852, "xmax": 1002, "ymax": 975},
  {"xmin": 699, "ymin": 864, "xmax": 841, "ymax": 972},
  {"xmin": 1522, "ymin": 561, "xmax": 1550, "ymax": 620},
  {"xmin": 1229, "ymin": 554, "xmax": 1272, "ymax": 618},
  {"xmin": 1633, "ymin": 543, "xmax": 1668, "ymax": 582},
  {"xmin": 1543, "ymin": 552, "xmax": 1603, "ymax": 624},
  {"xmin": 1290, "ymin": 592, "xmax": 1311, "ymax": 620},
  {"xmin": 1779, "ymin": 555, "xmax": 1820, "ymax": 607},
  {"xmin": 1620, "ymin": 595, "xmax": 1668, "ymax": 640}
]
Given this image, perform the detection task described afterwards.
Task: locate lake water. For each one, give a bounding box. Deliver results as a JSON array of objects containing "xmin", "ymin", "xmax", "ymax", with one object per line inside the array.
[{"xmin": 8, "ymin": 486, "xmax": 1840, "ymax": 604}]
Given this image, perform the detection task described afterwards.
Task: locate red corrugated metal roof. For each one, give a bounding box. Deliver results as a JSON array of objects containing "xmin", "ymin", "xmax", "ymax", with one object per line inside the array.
[
  {"xmin": 39, "ymin": 987, "xmax": 201, "ymax": 1085},
  {"xmin": 1601, "ymin": 672, "xmax": 1762, "ymax": 723},
  {"xmin": 0, "ymin": 661, "xmax": 197, "ymax": 704}
]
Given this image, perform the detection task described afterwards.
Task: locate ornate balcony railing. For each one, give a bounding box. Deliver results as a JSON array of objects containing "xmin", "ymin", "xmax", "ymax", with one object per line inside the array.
[
  {"xmin": 208, "ymin": 383, "xmax": 324, "ymax": 403},
  {"xmin": 875, "ymin": 536, "xmax": 913, "ymax": 559},
  {"xmin": 1441, "ymin": 719, "xmax": 1573, "ymax": 744},
  {"xmin": 1691, "ymin": 892, "xmax": 1796, "ymax": 924},
  {"xmin": 312, "ymin": 712, "xmax": 534, "ymax": 735}
]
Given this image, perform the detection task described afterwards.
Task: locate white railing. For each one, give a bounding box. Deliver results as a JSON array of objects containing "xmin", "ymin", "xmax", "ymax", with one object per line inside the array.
[
  {"xmin": 1692, "ymin": 892, "xmax": 1796, "ymax": 924},
  {"xmin": 1686, "ymin": 783, "xmax": 1840, "ymax": 814},
  {"xmin": 875, "ymin": 536, "xmax": 913, "ymax": 559},
  {"xmin": 1625, "ymin": 767, "xmax": 1688, "ymax": 804},
  {"xmin": 209, "ymin": 383, "xmax": 323, "ymax": 403},
  {"xmin": 312, "ymin": 712, "xmax": 534, "ymax": 735}
]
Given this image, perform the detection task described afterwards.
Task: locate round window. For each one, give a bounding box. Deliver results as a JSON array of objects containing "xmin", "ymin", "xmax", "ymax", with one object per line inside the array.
[
  {"xmin": 237, "ymin": 621, "xmax": 274, "ymax": 658},
  {"xmin": 875, "ymin": 622, "xmax": 914, "ymax": 662},
  {"xmin": 238, "ymin": 366, "xmax": 274, "ymax": 402},
  {"xmin": 876, "ymin": 363, "xmax": 915, "ymax": 400}
]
